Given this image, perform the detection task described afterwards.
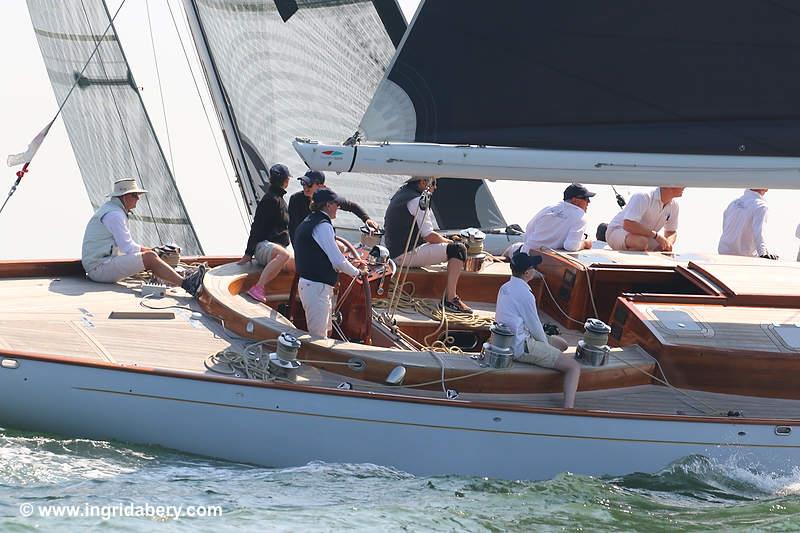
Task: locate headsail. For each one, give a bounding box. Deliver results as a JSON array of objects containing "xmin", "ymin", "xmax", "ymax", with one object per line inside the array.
[
  {"xmin": 27, "ymin": 0, "xmax": 203, "ymax": 253},
  {"xmin": 182, "ymin": 0, "xmax": 408, "ymax": 227},
  {"xmin": 296, "ymin": 0, "xmax": 800, "ymax": 188}
]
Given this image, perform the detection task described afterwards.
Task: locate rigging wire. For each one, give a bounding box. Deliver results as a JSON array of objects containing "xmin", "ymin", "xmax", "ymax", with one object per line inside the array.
[
  {"xmin": 165, "ymin": 0, "xmax": 250, "ymax": 233},
  {"xmin": 78, "ymin": 0, "xmax": 164, "ymax": 245},
  {"xmin": 145, "ymin": 0, "xmax": 175, "ymax": 176},
  {"xmin": 2, "ymin": 0, "xmax": 129, "ymax": 218}
]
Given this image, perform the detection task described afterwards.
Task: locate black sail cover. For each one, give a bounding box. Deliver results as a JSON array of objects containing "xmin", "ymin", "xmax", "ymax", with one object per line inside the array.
[
  {"xmin": 360, "ymin": 0, "xmax": 800, "ymax": 158},
  {"xmin": 188, "ymin": 0, "xmax": 505, "ymax": 230},
  {"xmin": 26, "ymin": 0, "xmax": 203, "ymax": 253}
]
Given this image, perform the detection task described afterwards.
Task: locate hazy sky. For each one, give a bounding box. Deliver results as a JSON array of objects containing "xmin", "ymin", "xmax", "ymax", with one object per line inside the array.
[{"xmin": 1, "ymin": 0, "xmax": 798, "ymax": 260}]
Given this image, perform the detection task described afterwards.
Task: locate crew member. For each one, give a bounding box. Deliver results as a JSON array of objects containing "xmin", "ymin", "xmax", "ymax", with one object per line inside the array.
[
  {"xmin": 238, "ymin": 164, "xmax": 295, "ymax": 303},
  {"xmin": 287, "ymin": 170, "xmax": 378, "ymax": 243},
  {"xmin": 522, "ymin": 183, "xmax": 595, "ymax": 253},
  {"xmin": 605, "ymin": 187, "xmax": 684, "ymax": 251},
  {"xmin": 495, "ymin": 251, "xmax": 580, "ymax": 408},
  {"xmin": 383, "ymin": 176, "xmax": 472, "ymax": 314},
  {"xmin": 81, "ymin": 178, "xmax": 205, "ymax": 295},
  {"xmin": 294, "ymin": 188, "xmax": 365, "ymax": 338},
  {"xmin": 718, "ymin": 189, "xmax": 777, "ymax": 259}
]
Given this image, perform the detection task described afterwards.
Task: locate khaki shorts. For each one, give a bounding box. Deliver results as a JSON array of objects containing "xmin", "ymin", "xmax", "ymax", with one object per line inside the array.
[
  {"xmin": 394, "ymin": 242, "xmax": 448, "ymax": 267},
  {"xmin": 86, "ymin": 253, "xmax": 146, "ymax": 283},
  {"xmin": 516, "ymin": 337, "xmax": 562, "ymax": 369},
  {"xmin": 605, "ymin": 226, "xmax": 659, "ymax": 251},
  {"xmin": 254, "ymin": 240, "xmax": 292, "ymax": 266}
]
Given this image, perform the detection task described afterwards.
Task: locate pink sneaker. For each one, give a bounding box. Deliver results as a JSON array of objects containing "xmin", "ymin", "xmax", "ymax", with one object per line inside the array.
[{"xmin": 247, "ymin": 284, "xmax": 267, "ymax": 303}]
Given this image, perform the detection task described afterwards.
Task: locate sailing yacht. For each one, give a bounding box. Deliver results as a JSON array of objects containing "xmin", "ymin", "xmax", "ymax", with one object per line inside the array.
[{"xmin": 1, "ymin": 0, "xmax": 799, "ymax": 481}]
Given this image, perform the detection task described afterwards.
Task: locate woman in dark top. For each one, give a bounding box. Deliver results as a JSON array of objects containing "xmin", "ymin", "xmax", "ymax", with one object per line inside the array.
[{"xmin": 238, "ymin": 163, "xmax": 295, "ymax": 302}]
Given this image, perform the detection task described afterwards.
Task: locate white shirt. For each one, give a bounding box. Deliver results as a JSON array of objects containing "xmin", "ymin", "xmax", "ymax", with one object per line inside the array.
[
  {"xmin": 311, "ymin": 219, "xmax": 360, "ymax": 278},
  {"xmin": 718, "ymin": 189, "xmax": 769, "ymax": 256},
  {"xmin": 608, "ymin": 188, "xmax": 679, "ymax": 234},
  {"xmin": 406, "ymin": 197, "xmax": 435, "ymax": 238},
  {"xmin": 494, "ymin": 276, "xmax": 547, "ymax": 357},
  {"xmin": 101, "ymin": 209, "xmax": 141, "ymax": 255},
  {"xmin": 522, "ymin": 201, "xmax": 587, "ymax": 252}
]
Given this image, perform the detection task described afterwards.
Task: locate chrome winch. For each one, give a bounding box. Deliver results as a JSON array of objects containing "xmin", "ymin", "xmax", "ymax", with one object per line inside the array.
[
  {"xmin": 360, "ymin": 225, "xmax": 384, "ymax": 249},
  {"xmin": 575, "ymin": 318, "xmax": 611, "ymax": 366},
  {"xmin": 480, "ymin": 322, "xmax": 515, "ymax": 368},
  {"xmin": 460, "ymin": 227, "xmax": 487, "ymax": 272},
  {"xmin": 268, "ymin": 332, "xmax": 302, "ymax": 375}
]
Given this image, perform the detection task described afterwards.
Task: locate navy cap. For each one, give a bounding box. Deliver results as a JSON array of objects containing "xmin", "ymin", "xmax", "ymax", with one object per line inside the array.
[
  {"xmin": 312, "ymin": 187, "xmax": 344, "ymax": 206},
  {"xmin": 269, "ymin": 163, "xmax": 291, "ymax": 183},
  {"xmin": 299, "ymin": 170, "xmax": 326, "ymax": 187},
  {"xmin": 510, "ymin": 251, "xmax": 543, "ymax": 272},
  {"xmin": 563, "ymin": 183, "xmax": 596, "ymax": 200}
]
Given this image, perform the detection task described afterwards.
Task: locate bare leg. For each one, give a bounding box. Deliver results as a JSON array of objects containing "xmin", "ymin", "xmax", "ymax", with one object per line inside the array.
[
  {"xmin": 445, "ymin": 257, "xmax": 464, "ymax": 301},
  {"xmin": 254, "ymin": 247, "xmax": 290, "ymax": 289},
  {"xmin": 548, "ymin": 335, "xmax": 569, "ymax": 352},
  {"xmin": 142, "ymin": 251, "xmax": 183, "ymax": 286},
  {"xmin": 624, "ymin": 234, "xmax": 649, "ymax": 251},
  {"xmin": 553, "ymin": 355, "xmax": 581, "ymax": 408}
]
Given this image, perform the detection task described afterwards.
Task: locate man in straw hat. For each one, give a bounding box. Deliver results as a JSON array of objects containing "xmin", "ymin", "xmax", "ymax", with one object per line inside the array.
[{"xmin": 81, "ymin": 178, "xmax": 205, "ymax": 295}]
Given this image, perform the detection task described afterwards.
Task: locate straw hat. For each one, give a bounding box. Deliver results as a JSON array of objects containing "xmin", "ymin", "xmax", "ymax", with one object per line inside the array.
[{"xmin": 109, "ymin": 178, "xmax": 148, "ymax": 197}]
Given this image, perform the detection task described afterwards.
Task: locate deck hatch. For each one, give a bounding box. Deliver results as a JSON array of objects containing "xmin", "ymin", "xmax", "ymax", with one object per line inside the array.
[
  {"xmin": 772, "ymin": 325, "xmax": 800, "ymax": 350},
  {"xmin": 651, "ymin": 309, "xmax": 703, "ymax": 332}
]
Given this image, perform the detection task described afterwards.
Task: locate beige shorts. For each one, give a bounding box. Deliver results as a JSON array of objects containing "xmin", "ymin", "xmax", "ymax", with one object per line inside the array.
[
  {"xmin": 516, "ymin": 337, "xmax": 562, "ymax": 369},
  {"xmin": 605, "ymin": 226, "xmax": 659, "ymax": 251},
  {"xmin": 394, "ymin": 242, "xmax": 448, "ymax": 267},
  {"xmin": 86, "ymin": 253, "xmax": 146, "ymax": 283},
  {"xmin": 254, "ymin": 240, "xmax": 292, "ymax": 266},
  {"xmin": 298, "ymin": 278, "xmax": 334, "ymax": 338}
]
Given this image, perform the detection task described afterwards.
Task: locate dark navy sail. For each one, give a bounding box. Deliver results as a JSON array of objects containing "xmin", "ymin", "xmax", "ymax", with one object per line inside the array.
[{"xmin": 361, "ymin": 0, "xmax": 800, "ymax": 157}]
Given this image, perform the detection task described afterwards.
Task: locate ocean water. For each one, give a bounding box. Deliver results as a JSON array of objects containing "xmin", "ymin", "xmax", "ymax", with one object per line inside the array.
[{"xmin": 2, "ymin": 428, "xmax": 799, "ymax": 532}]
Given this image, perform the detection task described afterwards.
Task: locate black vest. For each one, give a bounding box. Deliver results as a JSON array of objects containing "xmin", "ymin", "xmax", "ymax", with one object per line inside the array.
[
  {"xmin": 384, "ymin": 184, "xmax": 427, "ymax": 259},
  {"xmin": 294, "ymin": 211, "xmax": 338, "ymax": 286}
]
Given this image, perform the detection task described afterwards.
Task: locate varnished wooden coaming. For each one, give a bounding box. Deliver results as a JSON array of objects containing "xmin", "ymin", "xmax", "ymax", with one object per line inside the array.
[{"xmin": 612, "ymin": 296, "xmax": 800, "ymax": 399}]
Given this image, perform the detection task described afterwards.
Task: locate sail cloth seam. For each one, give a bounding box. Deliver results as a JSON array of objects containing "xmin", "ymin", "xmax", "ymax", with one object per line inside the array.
[
  {"xmin": 78, "ymin": 0, "xmax": 163, "ymax": 245},
  {"xmin": 165, "ymin": 0, "xmax": 249, "ymax": 232}
]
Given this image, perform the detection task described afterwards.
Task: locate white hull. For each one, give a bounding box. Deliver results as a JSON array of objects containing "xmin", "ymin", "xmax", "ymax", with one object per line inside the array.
[
  {"xmin": 293, "ymin": 139, "xmax": 800, "ymax": 189},
  {"xmin": 1, "ymin": 354, "xmax": 798, "ymax": 480}
]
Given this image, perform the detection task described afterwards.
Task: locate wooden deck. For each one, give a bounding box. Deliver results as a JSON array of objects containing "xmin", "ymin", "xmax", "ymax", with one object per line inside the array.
[{"xmin": 2, "ymin": 259, "xmax": 800, "ymax": 420}]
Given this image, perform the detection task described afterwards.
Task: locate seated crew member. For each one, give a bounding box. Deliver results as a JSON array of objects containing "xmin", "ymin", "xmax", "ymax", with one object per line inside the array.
[
  {"xmin": 495, "ymin": 251, "xmax": 581, "ymax": 408},
  {"xmin": 287, "ymin": 170, "xmax": 378, "ymax": 243},
  {"xmin": 384, "ymin": 177, "xmax": 472, "ymax": 313},
  {"xmin": 81, "ymin": 178, "xmax": 205, "ymax": 295},
  {"xmin": 294, "ymin": 188, "xmax": 366, "ymax": 338},
  {"xmin": 718, "ymin": 188, "xmax": 778, "ymax": 259},
  {"xmin": 605, "ymin": 187, "xmax": 684, "ymax": 252},
  {"xmin": 521, "ymin": 183, "xmax": 595, "ymax": 253},
  {"xmin": 238, "ymin": 164, "xmax": 296, "ymax": 303}
]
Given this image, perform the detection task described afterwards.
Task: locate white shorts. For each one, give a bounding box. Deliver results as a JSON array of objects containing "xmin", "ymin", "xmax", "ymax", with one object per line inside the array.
[
  {"xmin": 254, "ymin": 240, "xmax": 292, "ymax": 266},
  {"xmin": 516, "ymin": 337, "xmax": 562, "ymax": 369},
  {"xmin": 394, "ymin": 242, "xmax": 449, "ymax": 267},
  {"xmin": 605, "ymin": 226, "xmax": 658, "ymax": 251},
  {"xmin": 86, "ymin": 253, "xmax": 146, "ymax": 283},
  {"xmin": 298, "ymin": 278, "xmax": 334, "ymax": 338}
]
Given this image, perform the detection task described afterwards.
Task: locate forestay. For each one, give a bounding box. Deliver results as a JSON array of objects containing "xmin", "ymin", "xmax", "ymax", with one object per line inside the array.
[{"xmin": 26, "ymin": 0, "xmax": 203, "ymax": 254}]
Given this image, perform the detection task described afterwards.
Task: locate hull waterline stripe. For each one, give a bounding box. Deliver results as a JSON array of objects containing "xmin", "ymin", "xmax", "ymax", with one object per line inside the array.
[{"xmin": 73, "ymin": 387, "xmax": 800, "ymax": 449}]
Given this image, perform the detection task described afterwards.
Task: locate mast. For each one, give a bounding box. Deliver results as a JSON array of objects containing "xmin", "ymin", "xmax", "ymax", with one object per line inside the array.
[{"xmin": 180, "ymin": 0, "xmax": 260, "ymax": 216}]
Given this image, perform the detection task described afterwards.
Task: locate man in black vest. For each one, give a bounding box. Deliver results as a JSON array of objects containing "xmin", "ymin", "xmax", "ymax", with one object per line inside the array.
[
  {"xmin": 384, "ymin": 177, "xmax": 472, "ymax": 314},
  {"xmin": 287, "ymin": 170, "xmax": 379, "ymax": 243},
  {"xmin": 294, "ymin": 188, "xmax": 366, "ymax": 338},
  {"xmin": 237, "ymin": 164, "xmax": 295, "ymax": 303}
]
